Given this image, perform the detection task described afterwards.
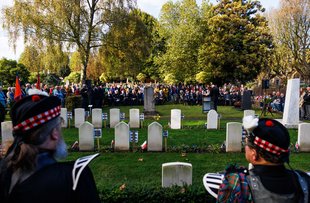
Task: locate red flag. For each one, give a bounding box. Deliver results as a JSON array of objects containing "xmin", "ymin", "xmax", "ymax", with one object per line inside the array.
[
  {"xmin": 36, "ymin": 72, "xmax": 40, "ymax": 89},
  {"xmin": 14, "ymin": 75, "xmax": 22, "ymax": 101}
]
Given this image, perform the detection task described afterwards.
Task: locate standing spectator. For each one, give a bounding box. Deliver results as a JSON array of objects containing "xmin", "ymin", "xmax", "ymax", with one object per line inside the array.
[
  {"xmin": 0, "ymin": 86, "xmax": 7, "ymax": 108},
  {"xmin": 0, "ymin": 90, "xmax": 100, "ymax": 203},
  {"xmin": 210, "ymin": 84, "xmax": 220, "ymax": 111},
  {"xmin": 303, "ymin": 86, "xmax": 310, "ymax": 119}
]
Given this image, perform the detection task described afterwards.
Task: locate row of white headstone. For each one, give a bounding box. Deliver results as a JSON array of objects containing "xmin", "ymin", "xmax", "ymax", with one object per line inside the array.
[
  {"xmin": 78, "ymin": 121, "xmax": 165, "ymax": 151},
  {"xmin": 60, "ymin": 108, "xmax": 183, "ymax": 129}
]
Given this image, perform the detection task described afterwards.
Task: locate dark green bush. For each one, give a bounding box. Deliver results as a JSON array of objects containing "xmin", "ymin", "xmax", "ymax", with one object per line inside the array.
[
  {"xmin": 99, "ymin": 185, "xmax": 215, "ymax": 203},
  {"xmin": 65, "ymin": 95, "xmax": 82, "ymax": 112}
]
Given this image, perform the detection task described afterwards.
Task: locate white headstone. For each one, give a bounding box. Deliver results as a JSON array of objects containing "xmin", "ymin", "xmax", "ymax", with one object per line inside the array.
[
  {"xmin": 148, "ymin": 122, "xmax": 163, "ymax": 151},
  {"xmin": 298, "ymin": 123, "xmax": 310, "ymax": 152},
  {"xmin": 171, "ymin": 109, "xmax": 181, "ymax": 129},
  {"xmin": 226, "ymin": 122, "xmax": 242, "ymax": 152},
  {"xmin": 243, "ymin": 110, "xmax": 255, "ymax": 118},
  {"xmin": 114, "ymin": 122, "xmax": 130, "ymax": 151},
  {"xmin": 1, "ymin": 121, "xmax": 13, "ymax": 155},
  {"xmin": 78, "ymin": 122, "xmax": 94, "ymax": 151},
  {"xmin": 92, "ymin": 108, "xmax": 102, "ymax": 129},
  {"xmin": 110, "ymin": 108, "xmax": 120, "ymax": 128},
  {"xmin": 129, "ymin": 108, "xmax": 140, "ymax": 128},
  {"xmin": 207, "ymin": 110, "xmax": 218, "ymax": 129},
  {"xmin": 60, "ymin": 108, "xmax": 68, "ymax": 128},
  {"xmin": 162, "ymin": 162, "xmax": 192, "ymax": 187},
  {"xmin": 283, "ymin": 78, "xmax": 300, "ymax": 128},
  {"xmin": 74, "ymin": 108, "xmax": 85, "ymax": 128}
]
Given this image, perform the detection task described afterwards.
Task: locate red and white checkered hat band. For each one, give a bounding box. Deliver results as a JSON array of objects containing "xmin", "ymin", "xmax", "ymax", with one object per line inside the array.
[
  {"xmin": 13, "ymin": 106, "xmax": 61, "ymax": 132},
  {"xmin": 254, "ymin": 136, "xmax": 289, "ymax": 155}
]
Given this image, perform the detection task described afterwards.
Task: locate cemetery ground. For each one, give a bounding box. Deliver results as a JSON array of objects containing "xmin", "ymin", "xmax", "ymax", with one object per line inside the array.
[{"xmin": 60, "ymin": 104, "xmax": 310, "ymax": 201}]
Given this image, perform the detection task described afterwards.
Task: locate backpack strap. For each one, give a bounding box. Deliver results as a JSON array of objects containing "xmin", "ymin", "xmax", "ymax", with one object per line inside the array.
[
  {"xmin": 294, "ymin": 171, "xmax": 309, "ymax": 203},
  {"xmin": 72, "ymin": 153, "xmax": 99, "ymax": 190}
]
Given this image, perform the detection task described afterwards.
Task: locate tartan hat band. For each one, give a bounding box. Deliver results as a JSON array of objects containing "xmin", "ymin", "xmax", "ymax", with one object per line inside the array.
[
  {"xmin": 13, "ymin": 106, "xmax": 61, "ymax": 132},
  {"xmin": 254, "ymin": 136, "xmax": 289, "ymax": 155}
]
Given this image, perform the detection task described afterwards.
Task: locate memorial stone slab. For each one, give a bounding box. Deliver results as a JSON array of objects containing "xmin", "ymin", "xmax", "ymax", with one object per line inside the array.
[
  {"xmin": 144, "ymin": 86, "xmax": 156, "ymax": 115},
  {"xmin": 1, "ymin": 121, "xmax": 13, "ymax": 155},
  {"xmin": 129, "ymin": 108, "xmax": 140, "ymax": 128},
  {"xmin": 92, "ymin": 108, "xmax": 102, "ymax": 129},
  {"xmin": 148, "ymin": 122, "xmax": 163, "ymax": 151},
  {"xmin": 207, "ymin": 110, "xmax": 218, "ymax": 129},
  {"xmin": 171, "ymin": 109, "xmax": 181, "ymax": 129},
  {"xmin": 283, "ymin": 78, "xmax": 300, "ymax": 128},
  {"xmin": 74, "ymin": 108, "xmax": 85, "ymax": 128},
  {"xmin": 241, "ymin": 90, "xmax": 252, "ymax": 110},
  {"xmin": 114, "ymin": 122, "xmax": 130, "ymax": 151},
  {"xmin": 60, "ymin": 108, "xmax": 68, "ymax": 128},
  {"xmin": 110, "ymin": 108, "xmax": 120, "ymax": 128},
  {"xmin": 226, "ymin": 122, "xmax": 242, "ymax": 152},
  {"xmin": 162, "ymin": 162, "xmax": 192, "ymax": 187},
  {"xmin": 78, "ymin": 122, "xmax": 94, "ymax": 151},
  {"xmin": 298, "ymin": 123, "xmax": 310, "ymax": 152}
]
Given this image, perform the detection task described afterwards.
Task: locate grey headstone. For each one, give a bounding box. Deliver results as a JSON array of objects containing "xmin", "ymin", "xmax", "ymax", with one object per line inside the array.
[
  {"xmin": 171, "ymin": 109, "xmax": 181, "ymax": 129},
  {"xmin": 114, "ymin": 122, "xmax": 130, "ymax": 151},
  {"xmin": 74, "ymin": 108, "xmax": 85, "ymax": 128},
  {"xmin": 207, "ymin": 110, "xmax": 218, "ymax": 129},
  {"xmin": 129, "ymin": 109, "xmax": 140, "ymax": 128},
  {"xmin": 298, "ymin": 123, "xmax": 310, "ymax": 152},
  {"xmin": 226, "ymin": 122, "xmax": 242, "ymax": 152},
  {"xmin": 144, "ymin": 86, "xmax": 156, "ymax": 115},
  {"xmin": 78, "ymin": 122, "xmax": 94, "ymax": 151},
  {"xmin": 241, "ymin": 90, "xmax": 252, "ymax": 110},
  {"xmin": 162, "ymin": 162, "xmax": 192, "ymax": 187},
  {"xmin": 1, "ymin": 121, "xmax": 13, "ymax": 155},
  {"xmin": 92, "ymin": 108, "xmax": 102, "ymax": 129},
  {"xmin": 60, "ymin": 108, "xmax": 68, "ymax": 128},
  {"xmin": 148, "ymin": 122, "xmax": 163, "ymax": 151},
  {"xmin": 110, "ymin": 108, "xmax": 120, "ymax": 128},
  {"xmin": 283, "ymin": 78, "xmax": 300, "ymax": 128}
]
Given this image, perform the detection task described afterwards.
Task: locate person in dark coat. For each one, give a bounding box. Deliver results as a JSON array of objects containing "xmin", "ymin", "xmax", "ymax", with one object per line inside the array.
[
  {"xmin": 0, "ymin": 89, "xmax": 100, "ymax": 203},
  {"xmin": 210, "ymin": 84, "xmax": 220, "ymax": 111}
]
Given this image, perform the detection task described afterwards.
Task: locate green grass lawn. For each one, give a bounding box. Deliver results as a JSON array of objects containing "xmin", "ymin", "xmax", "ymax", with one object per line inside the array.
[{"xmin": 61, "ymin": 104, "xmax": 310, "ymax": 193}]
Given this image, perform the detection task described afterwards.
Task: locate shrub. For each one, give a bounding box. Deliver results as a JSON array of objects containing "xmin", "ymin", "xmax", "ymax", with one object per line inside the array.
[
  {"xmin": 99, "ymin": 185, "xmax": 214, "ymax": 203},
  {"xmin": 65, "ymin": 95, "xmax": 82, "ymax": 112}
]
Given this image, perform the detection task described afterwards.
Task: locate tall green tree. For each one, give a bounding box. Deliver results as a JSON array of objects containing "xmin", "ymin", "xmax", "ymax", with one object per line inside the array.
[
  {"xmin": 0, "ymin": 58, "xmax": 30, "ymax": 86},
  {"xmin": 99, "ymin": 9, "xmax": 152, "ymax": 81},
  {"xmin": 19, "ymin": 45, "xmax": 41, "ymax": 72},
  {"xmin": 198, "ymin": 0, "xmax": 273, "ymax": 84},
  {"xmin": 267, "ymin": 0, "xmax": 310, "ymax": 80},
  {"xmin": 3, "ymin": 0, "xmax": 136, "ymax": 83},
  {"xmin": 156, "ymin": 0, "xmax": 208, "ymax": 83}
]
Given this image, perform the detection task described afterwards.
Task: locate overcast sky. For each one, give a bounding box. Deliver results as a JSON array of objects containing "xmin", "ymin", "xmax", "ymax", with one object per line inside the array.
[{"xmin": 0, "ymin": 0, "xmax": 280, "ymax": 60}]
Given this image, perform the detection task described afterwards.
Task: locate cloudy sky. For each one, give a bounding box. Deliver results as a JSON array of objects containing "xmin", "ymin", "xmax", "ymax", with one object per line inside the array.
[{"xmin": 0, "ymin": 0, "xmax": 280, "ymax": 60}]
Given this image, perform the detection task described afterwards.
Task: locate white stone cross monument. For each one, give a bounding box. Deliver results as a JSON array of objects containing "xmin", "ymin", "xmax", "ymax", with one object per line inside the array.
[{"xmin": 283, "ymin": 78, "xmax": 300, "ymax": 128}]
